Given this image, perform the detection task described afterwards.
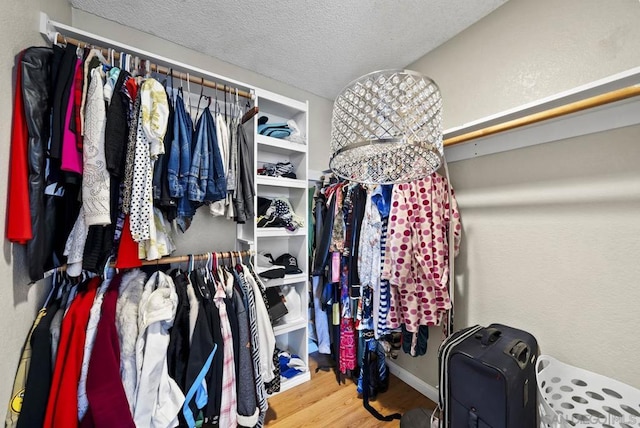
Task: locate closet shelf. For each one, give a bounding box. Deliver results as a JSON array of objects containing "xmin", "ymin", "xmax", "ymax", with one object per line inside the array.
[
  {"xmin": 256, "ymin": 134, "xmax": 307, "ymax": 155},
  {"xmin": 256, "ymin": 228, "xmax": 306, "ymax": 238},
  {"xmin": 262, "ymin": 273, "xmax": 308, "ymax": 287},
  {"xmin": 237, "ymin": 237, "xmax": 254, "ymax": 246},
  {"xmin": 256, "ymin": 90, "xmax": 308, "ymax": 114},
  {"xmin": 256, "ymin": 176, "xmax": 308, "ymax": 189},
  {"xmin": 268, "ymin": 371, "xmax": 312, "ymax": 397},
  {"xmin": 273, "ymin": 318, "xmax": 307, "ymax": 336}
]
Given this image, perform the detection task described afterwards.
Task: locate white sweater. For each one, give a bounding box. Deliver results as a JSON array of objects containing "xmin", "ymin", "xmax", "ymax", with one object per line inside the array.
[
  {"xmin": 134, "ymin": 272, "xmax": 184, "ymax": 428},
  {"xmin": 116, "ymin": 269, "xmax": 147, "ymax": 413},
  {"xmin": 83, "ymin": 68, "xmax": 111, "ymax": 226}
]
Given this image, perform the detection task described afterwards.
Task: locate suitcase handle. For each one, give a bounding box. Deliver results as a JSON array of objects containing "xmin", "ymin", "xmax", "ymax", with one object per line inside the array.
[
  {"xmin": 506, "ymin": 340, "xmax": 531, "ymax": 369},
  {"xmin": 476, "ymin": 327, "xmax": 502, "ymax": 346}
]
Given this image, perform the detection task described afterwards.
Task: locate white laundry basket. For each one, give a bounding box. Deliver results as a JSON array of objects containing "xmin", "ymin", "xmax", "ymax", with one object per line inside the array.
[{"xmin": 536, "ymin": 355, "xmax": 640, "ymax": 428}]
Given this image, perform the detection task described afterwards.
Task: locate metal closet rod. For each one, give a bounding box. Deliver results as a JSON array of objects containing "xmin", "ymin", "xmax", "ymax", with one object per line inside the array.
[
  {"xmin": 54, "ymin": 32, "xmax": 254, "ymax": 101},
  {"xmin": 443, "ymin": 84, "xmax": 640, "ymax": 147}
]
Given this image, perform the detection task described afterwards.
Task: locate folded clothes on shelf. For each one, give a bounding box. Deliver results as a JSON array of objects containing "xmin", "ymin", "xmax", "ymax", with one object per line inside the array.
[
  {"xmin": 258, "ymin": 116, "xmax": 292, "ymax": 139},
  {"xmin": 283, "ymin": 119, "xmax": 306, "ymax": 145},
  {"xmin": 258, "ymin": 161, "xmax": 296, "ymax": 179},
  {"xmin": 257, "ymin": 196, "xmax": 304, "ymax": 231},
  {"xmin": 278, "ymin": 350, "xmax": 308, "ymax": 379}
]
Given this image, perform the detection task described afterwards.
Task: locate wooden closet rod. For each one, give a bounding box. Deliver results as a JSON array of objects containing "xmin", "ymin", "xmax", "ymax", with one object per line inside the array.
[
  {"xmin": 43, "ymin": 250, "xmax": 254, "ymax": 278},
  {"xmin": 443, "ymin": 84, "xmax": 640, "ymax": 147},
  {"xmin": 55, "ymin": 33, "xmax": 254, "ymax": 101},
  {"xmin": 145, "ymin": 250, "xmax": 254, "ymax": 266}
]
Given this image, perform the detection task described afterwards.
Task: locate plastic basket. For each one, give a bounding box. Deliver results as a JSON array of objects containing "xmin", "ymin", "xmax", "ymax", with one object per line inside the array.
[{"xmin": 536, "ymin": 355, "xmax": 640, "ymax": 428}]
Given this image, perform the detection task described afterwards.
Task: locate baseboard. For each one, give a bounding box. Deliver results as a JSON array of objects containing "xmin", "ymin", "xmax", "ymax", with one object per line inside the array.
[{"xmin": 387, "ymin": 360, "xmax": 439, "ymax": 404}]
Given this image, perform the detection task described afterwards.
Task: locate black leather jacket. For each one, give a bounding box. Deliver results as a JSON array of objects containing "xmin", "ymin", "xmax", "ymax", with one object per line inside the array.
[{"xmin": 22, "ymin": 47, "xmax": 53, "ymax": 281}]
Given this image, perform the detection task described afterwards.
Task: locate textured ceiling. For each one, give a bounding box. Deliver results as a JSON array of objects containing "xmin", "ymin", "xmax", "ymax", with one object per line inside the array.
[{"xmin": 69, "ymin": 0, "xmax": 508, "ymax": 99}]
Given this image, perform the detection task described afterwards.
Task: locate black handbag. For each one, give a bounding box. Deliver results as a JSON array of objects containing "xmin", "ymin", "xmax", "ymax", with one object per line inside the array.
[{"xmin": 265, "ymin": 287, "xmax": 288, "ymax": 323}]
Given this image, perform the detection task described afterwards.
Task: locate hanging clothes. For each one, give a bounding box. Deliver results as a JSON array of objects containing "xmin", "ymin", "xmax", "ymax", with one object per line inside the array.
[
  {"xmin": 213, "ymin": 281, "xmax": 237, "ymax": 427},
  {"xmin": 44, "ymin": 276, "xmax": 99, "ymax": 428},
  {"xmin": 115, "ymin": 269, "xmax": 147, "ymax": 412},
  {"xmin": 169, "ymin": 90, "xmax": 196, "ymax": 230},
  {"xmin": 50, "ymin": 44, "xmax": 77, "ymax": 162},
  {"xmin": 15, "ymin": 295, "xmax": 61, "ymax": 428},
  {"xmin": 166, "ymin": 270, "xmax": 191, "ymax": 392},
  {"xmin": 182, "ymin": 268, "xmax": 216, "ymax": 427},
  {"xmin": 233, "ymin": 123, "xmax": 254, "ymax": 223},
  {"xmin": 77, "ymin": 278, "xmax": 110, "ymax": 421},
  {"xmin": 133, "ymin": 271, "xmax": 183, "ymax": 428},
  {"xmin": 5, "ymin": 308, "xmax": 46, "ymax": 428},
  {"xmin": 233, "ymin": 265, "xmax": 269, "ymax": 427},
  {"xmin": 82, "ymin": 67, "xmax": 111, "ymax": 226},
  {"xmin": 6, "ymin": 50, "xmax": 32, "ymax": 245},
  {"xmin": 382, "ymin": 173, "xmax": 462, "ymax": 334},
  {"xmin": 209, "ymin": 111, "xmax": 229, "ymax": 215},
  {"xmin": 60, "ymin": 57, "xmax": 83, "ymax": 175},
  {"xmin": 371, "ymin": 184, "xmax": 393, "ymax": 339},
  {"xmin": 22, "ymin": 47, "xmax": 54, "ymax": 281},
  {"xmin": 129, "ymin": 78, "xmax": 169, "ymax": 244},
  {"xmin": 231, "ymin": 284, "xmax": 260, "ymax": 426},
  {"xmin": 81, "ymin": 273, "xmax": 135, "ymax": 428}
]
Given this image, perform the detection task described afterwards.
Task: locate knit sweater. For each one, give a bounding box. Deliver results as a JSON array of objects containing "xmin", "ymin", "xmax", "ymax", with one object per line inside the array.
[{"xmin": 83, "ymin": 68, "xmax": 111, "ymax": 226}]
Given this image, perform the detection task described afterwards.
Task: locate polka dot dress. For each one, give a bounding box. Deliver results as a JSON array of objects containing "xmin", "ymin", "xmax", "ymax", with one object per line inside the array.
[
  {"xmin": 129, "ymin": 109, "xmax": 152, "ymax": 242},
  {"xmin": 381, "ymin": 173, "xmax": 462, "ymax": 333},
  {"xmin": 129, "ymin": 79, "xmax": 169, "ymax": 243}
]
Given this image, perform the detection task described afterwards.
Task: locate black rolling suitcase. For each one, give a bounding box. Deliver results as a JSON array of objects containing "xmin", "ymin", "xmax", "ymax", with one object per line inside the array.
[{"xmin": 436, "ymin": 323, "xmax": 538, "ymax": 428}]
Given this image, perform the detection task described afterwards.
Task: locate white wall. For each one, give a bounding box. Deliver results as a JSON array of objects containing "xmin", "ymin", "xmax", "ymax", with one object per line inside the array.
[
  {"xmin": 448, "ymin": 125, "xmax": 640, "ymax": 388},
  {"xmin": 409, "ymin": 0, "xmax": 640, "ymax": 130},
  {"xmin": 393, "ymin": 0, "xmax": 640, "ymax": 390},
  {"xmin": 0, "ymin": 0, "xmax": 72, "ymax": 410},
  {"xmin": 71, "ymin": 9, "xmax": 334, "ymax": 173}
]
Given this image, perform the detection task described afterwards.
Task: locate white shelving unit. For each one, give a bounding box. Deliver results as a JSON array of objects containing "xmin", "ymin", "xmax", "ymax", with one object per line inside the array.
[{"xmin": 253, "ymin": 88, "xmax": 311, "ymax": 395}]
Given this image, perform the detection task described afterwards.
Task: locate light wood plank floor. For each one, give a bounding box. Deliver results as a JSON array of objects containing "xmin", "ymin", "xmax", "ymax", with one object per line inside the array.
[{"xmin": 265, "ymin": 353, "xmax": 436, "ymax": 428}]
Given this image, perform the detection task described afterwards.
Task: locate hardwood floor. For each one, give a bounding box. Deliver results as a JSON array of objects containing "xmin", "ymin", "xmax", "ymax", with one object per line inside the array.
[{"xmin": 265, "ymin": 353, "xmax": 436, "ymax": 428}]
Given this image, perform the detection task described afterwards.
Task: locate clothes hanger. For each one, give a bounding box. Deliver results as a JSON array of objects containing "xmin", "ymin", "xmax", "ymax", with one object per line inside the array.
[
  {"xmin": 194, "ymin": 77, "xmax": 206, "ymax": 123},
  {"xmin": 186, "ymin": 72, "xmax": 194, "ymax": 120},
  {"xmin": 175, "ymin": 70, "xmax": 186, "ymax": 114},
  {"xmin": 145, "ymin": 59, "xmax": 151, "ymax": 78},
  {"xmin": 235, "ymin": 88, "xmax": 240, "ymax": 121},
  {"xmin": 215, "ymin": 85, "xmax": 221, "ymax": 116},
  {"xmin": 75, "ymin": 41, "xmax": 84, "ymax": 59},
  {"xmin": 41, "ymin": 269, "xmax": 60, "ymax": 310},
  {"xmin": 169, "ymin": 68, "xmax": 175, "ymax": 102},
  {"xmin": 154, "ymin": 259, "xmax": 161, "ymax": 289},
  {"xmin": 193, "ymin": 255, "xmax": 211, "ymax": 300},
  {"xmin": 52, "ymin": 32, "xmax": 63, "ymax": 47},
  {"xmin": 224, "ymin": 85, "xmax": 228, "ymax": 123}
]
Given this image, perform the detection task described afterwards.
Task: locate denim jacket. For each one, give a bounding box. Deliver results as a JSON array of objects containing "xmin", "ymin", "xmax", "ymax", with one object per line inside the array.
[
  {"xmin": 167, "ymin": 93, "xmax": 195, "ymax": 217},
  {"xmin": 204, "ymin": 109, "xmax": 227, "ymax": 203},
  {"xmin": 188, "ymin": 107, "xmax": 211, "ymax": 202}
]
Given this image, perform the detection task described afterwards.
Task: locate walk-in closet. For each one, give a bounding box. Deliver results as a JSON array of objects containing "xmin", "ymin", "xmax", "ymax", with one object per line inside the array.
[{"xmin": 2, "ymin": 1, "xmax": 640, "ymax": 427}]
